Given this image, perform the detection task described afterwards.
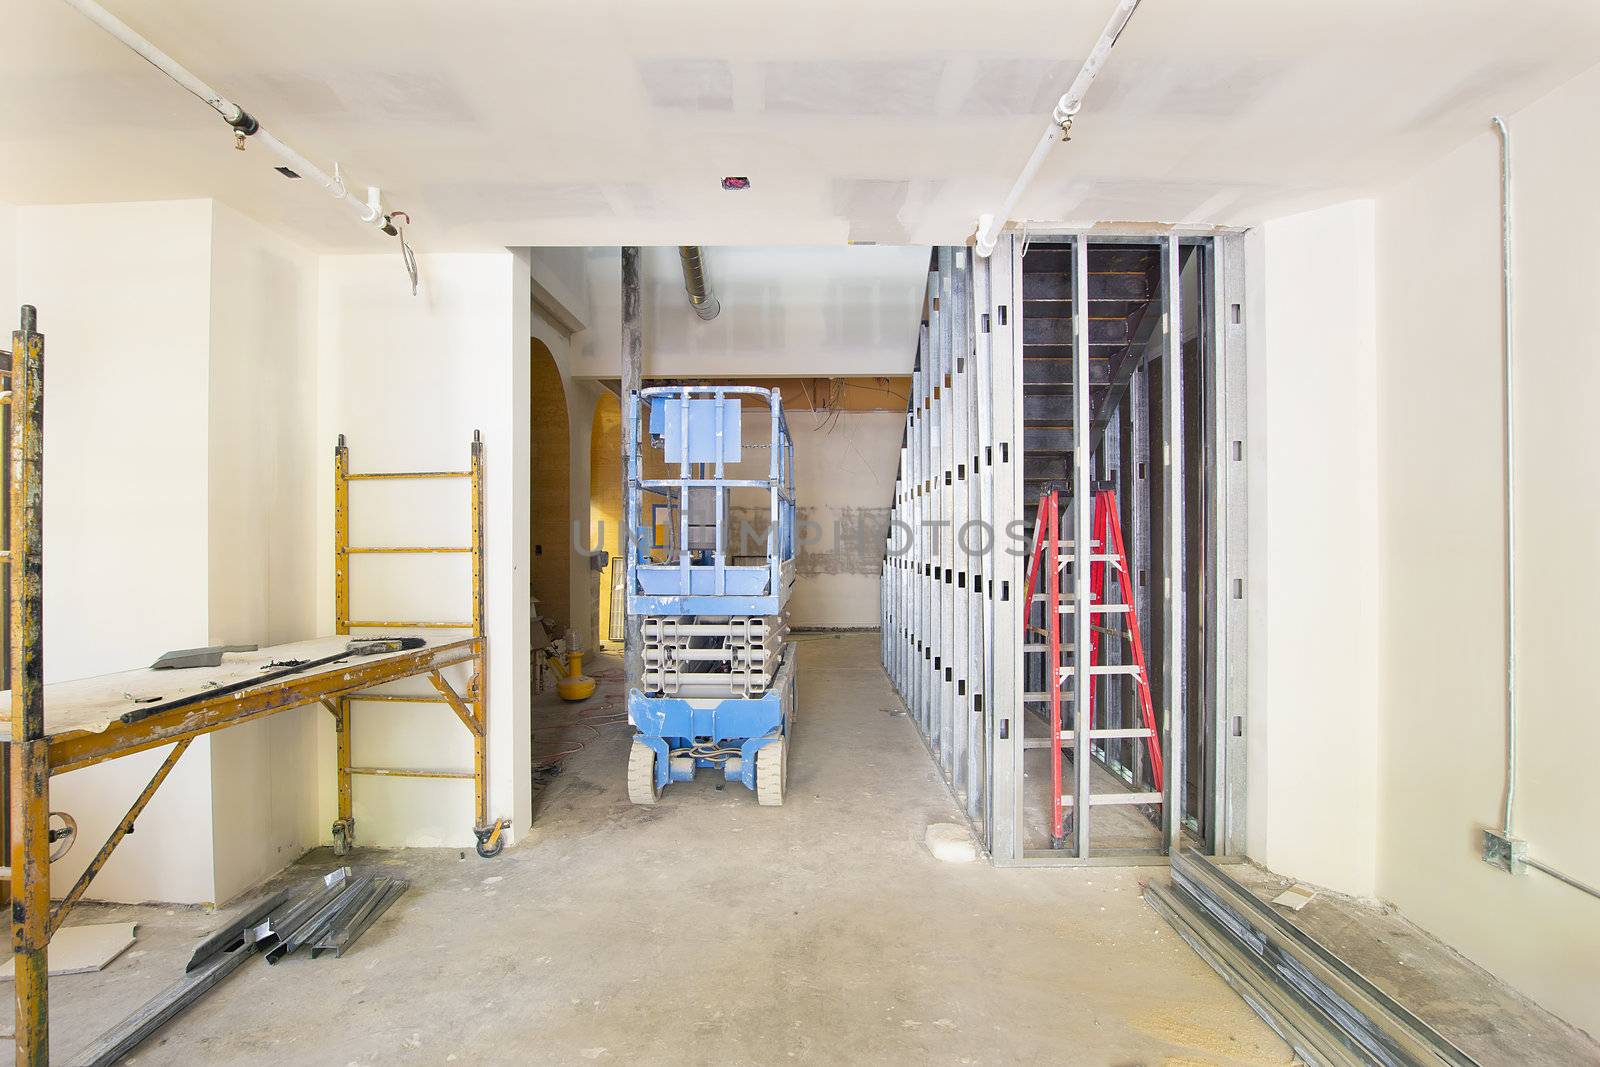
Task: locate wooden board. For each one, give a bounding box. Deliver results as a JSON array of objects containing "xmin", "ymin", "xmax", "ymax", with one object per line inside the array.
[
  {"xmin": 0, "ymin": 922, "xmax": 136, "ymax": 979},
  {"xmin": 0, "ymin": 635, "xmax": 467, "ymax": 741}
]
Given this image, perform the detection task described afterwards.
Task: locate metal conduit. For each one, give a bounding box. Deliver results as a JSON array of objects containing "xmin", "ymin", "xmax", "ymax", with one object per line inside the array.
[
  {"xmin": 678, "ymin": 246, "xmax": 722, "ymax": 321},
  {"xmin": 61, "ymin": 0, "xmax": 398, "ymax": 235},
  {"xmin": 1492, "ymin": 115, "xmax": 1518, "ymax": 840},
  {"xmin": 974, "ymin": 0, "xmax": 1143, "ymax": 257},
  {"xmin": 1489, "ymin": 115, "xmax": 1599, "ymax": 903}
]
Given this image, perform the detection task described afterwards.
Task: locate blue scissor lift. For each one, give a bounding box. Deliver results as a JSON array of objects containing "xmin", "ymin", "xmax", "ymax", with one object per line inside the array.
[{"xmin": 624, "ymin": 385, "xmax": 797, "ymax": 805}]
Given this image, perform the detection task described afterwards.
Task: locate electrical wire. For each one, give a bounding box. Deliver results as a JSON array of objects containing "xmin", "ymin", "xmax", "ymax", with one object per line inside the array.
[
  {"xmin": 391, "ymin": 211, "xmax": 419, "ymax": 296},
  {"xmin": 531, "ymin": 698, "xmax": 630, "ymax": 769}
]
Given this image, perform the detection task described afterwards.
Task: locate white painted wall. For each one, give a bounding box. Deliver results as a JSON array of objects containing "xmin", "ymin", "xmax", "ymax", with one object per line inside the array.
[
  {"xmin": 1244, "ymin": 199, "xmax": 1381, "ymax": 899},
  {"xmin": 14, "ymin": 200, "xmax": 322, "ymax": 904},
  {"xmin": 18, "ymin": 200, "xmax": 220, "ymax": 903},
  {"xmin": 0, "ymin": 200, "xmax": 15, "ymax": 332},
  {"xmin": 785, "ymin": 411, "xmax": 902, "ymax": 628},
  {"xmin": 206, "ymin": 202, "xmax": 322, "ymax": 904},
  {"xmin": 315, "ymin": 252, "xmax": 531, "ymax": 849},
  {"xmin": 1374, "ymin": 62, "xmax": 1600, "ymax": 1038},
  {"xmin": 570, "ymin": 246, "xmax": 928, "ymax": 379}
]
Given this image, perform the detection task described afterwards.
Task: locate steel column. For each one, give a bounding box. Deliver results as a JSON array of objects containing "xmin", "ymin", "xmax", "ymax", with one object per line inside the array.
[
  {"xmin": 1127, "ymin": 363, "xmax": 1152, "ymax": 791},
  {"xmin": 1070, "ymin": 239, "xmax": 1093, "ymax": 858},
  {"xmin": 991, "ymin": 235, "xmax": 1025, "ymax": 862},
  {"xmin": 10, "ymin": 306, "xmax": 46, "ymax": 1067},
  {"xmin": 1217, "ymin": 233, "xmax": 1249, "ymax": 855},
  {"xmin": 1161, "ymin": 236, "xmax": 1187, "ymax": 854},
  {"xmin": 621, "ymin": 247, "xmax": 644, "ymax": 695},
  {"xmin": 1100, "ymin": 405, "xmax": 1125, "ymax": 775}
]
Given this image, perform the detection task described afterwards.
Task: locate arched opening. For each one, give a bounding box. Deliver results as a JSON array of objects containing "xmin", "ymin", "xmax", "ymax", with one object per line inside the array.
[
  {"xmin": 530, "ymin": 338, "xmax": 571, "ymax": 639},
  {"xmin": 589, "ymin": 390, "xmax": 622, "ymax": 650}
]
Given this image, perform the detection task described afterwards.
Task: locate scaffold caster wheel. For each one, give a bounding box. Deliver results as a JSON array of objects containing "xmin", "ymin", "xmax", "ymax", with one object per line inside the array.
[
  {"xmin": 331, "ymin": 819, "xmax": 352, "ymax": 857},
  {"xmin": 474, "ymin": 822, "xmax": 506, "ymax": 858},
  {"xmin": 756, "ymin": 739, "xmax": 787, "ymax": 807},
  {"xmin": 627, "ymin": 741, "xmax": 660, "ymax": 806}
]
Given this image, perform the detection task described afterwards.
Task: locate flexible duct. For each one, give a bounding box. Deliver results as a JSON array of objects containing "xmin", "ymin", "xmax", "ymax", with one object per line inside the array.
[{"xmin": 678, "ymin": 246, "xmax": 722, "ymax": 321}]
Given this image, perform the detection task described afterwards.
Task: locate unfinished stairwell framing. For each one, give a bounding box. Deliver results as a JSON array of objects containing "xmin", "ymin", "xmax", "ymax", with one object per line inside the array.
[{"xmin": 881, "ymin": 233, "xmax": 1247, "ymax": 866}]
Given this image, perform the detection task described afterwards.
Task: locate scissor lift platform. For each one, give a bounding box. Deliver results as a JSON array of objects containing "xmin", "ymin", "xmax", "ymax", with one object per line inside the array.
[{"xmin": 623, "ymin": 385, "xmax": 797, "ymax": 804}]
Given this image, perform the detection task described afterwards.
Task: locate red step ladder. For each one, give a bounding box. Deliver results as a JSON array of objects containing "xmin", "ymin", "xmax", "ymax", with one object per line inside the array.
[{"xmin": 1022, "ymin": 487, "xmax": 1164, "ymax": 845}]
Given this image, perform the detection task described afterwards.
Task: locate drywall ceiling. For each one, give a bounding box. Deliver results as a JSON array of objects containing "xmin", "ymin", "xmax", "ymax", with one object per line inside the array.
[{"xmin": 3, "ymin": 0, "xmax": 1598, "ymax": 252}]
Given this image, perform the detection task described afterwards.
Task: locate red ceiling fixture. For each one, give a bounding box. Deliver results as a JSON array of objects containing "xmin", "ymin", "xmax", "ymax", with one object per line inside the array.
[{"xmin": 721, "ymin": 176, "xmax": 751, "ymax": 190}]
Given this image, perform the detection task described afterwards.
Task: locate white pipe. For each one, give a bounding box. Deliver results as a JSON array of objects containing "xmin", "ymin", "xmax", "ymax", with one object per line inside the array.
[
  {"xmin": 1487, "ymin": 119, "xmax": 1597, "ymax": 904},
  {"xmin": 61, "ymin": 0, "xmax": 390, "ymax": 231},
  {"xmin": 975, "ymin": 0, "xmax": 1142, "ymax": 257},
  {"xmin": 1492, "ymin": 115, "xmax": 1517, "ymax": 837}
]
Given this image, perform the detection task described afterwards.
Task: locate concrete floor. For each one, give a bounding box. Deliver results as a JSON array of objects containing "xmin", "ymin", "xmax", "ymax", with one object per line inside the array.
[
  {"xmin": 1226, "ymin": 865, "xmax": 1600, "ymax": 1064},
  {"xmin": 28, "ymin": 633, "xmax": 1300, "ymax": 1065}
]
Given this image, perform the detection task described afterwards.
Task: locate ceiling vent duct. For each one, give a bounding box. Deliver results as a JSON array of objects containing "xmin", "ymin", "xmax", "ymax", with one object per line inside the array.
[{"xmin": 677, "ymin": 246, "xmax": 722, "ymax": 321}]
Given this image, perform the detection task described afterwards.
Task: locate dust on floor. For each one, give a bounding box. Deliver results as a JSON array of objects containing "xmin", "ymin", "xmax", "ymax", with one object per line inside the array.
[{"xmin": 22, "ymin": 634, "xmax": 1290, "ymax": 1066}]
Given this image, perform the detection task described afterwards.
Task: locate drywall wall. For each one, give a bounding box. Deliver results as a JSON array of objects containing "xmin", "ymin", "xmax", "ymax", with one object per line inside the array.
[
  {"xmin": 1375, "ymin": 62, "xmax": 1600, "ymax": 1038},
  {"xmin": 570, "ymin": 246, "xmax": 928, "ymax": 379},
  {"xmin": 530, "ymin": 308, "xmax": 602, "ymax": 656},
  {"xmin": 316, "ymin": 251, "xmax": 531, "ymax": 849},
  {"xmin": 785, "ymin": 410, "xmax": 902, "ymax": 628},
  {"xmin": 205, "ymin": 202, "xmax": 321, "ymax": 905},
  {"xmin": 0, "ymin": 200, "xmax": 15, "ymax": 330},
  {"xmin": 659, "ymin": 404, "xmax": 901, "ymax": 629},
  {"xmin": 17, "ymin": 200, "xmax": 219, "ymax": 903},
  {"xmin": 1245, "ymin": 199, "xmax": 1380, "ymax": 899},
  {"xmin": 530, "ymin": 337, "xmax": 573, "ymax": 634},
  {"xmin": 589, "ymin": 389, "xmax": 623, "ymax": 649},
  {"xmin": 16, "ymin": 199, "xmax": 325, "ymax": 905}
]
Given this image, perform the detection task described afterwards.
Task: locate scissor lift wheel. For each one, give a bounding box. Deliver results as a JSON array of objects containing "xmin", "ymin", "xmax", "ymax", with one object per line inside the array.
[
  {"xmin": 627, "ymin": 741, "xmax": 660, "ymax": 806},
  {"xmin": 756, "ymin": 739, "xmax": 787, "ymax": 807}
]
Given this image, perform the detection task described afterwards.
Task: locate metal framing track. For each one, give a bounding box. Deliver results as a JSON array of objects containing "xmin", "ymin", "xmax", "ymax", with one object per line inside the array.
[{"xmin": 1147, "ymin": 851, "xmax": 1477, "ymax": 1067}]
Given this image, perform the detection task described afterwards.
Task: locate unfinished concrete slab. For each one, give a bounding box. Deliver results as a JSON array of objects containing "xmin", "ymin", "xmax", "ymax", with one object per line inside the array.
[
  {"xmin": 26, "ymin": 635, "xmax": 1290, "ymax": 1065},
  {"xmin": 1227, "ymin": 864, "xmax": 1600, "ymax": 1065}
]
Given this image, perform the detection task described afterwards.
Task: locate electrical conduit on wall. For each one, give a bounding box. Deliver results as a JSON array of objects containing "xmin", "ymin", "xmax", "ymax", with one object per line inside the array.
[{"xmin": 1488, "ymin": 114, "xmax": 1600, "ymax": 902}]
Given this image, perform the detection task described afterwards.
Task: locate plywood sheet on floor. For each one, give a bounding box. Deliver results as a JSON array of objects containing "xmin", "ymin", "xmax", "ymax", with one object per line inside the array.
[{"xmin": 0, "ymin": 922, "xmax": 136, "ymax": 979}]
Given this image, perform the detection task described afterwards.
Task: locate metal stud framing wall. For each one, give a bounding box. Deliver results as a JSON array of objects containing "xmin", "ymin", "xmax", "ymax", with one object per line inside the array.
[{"xmin": 881, "ymin": 233, "xmax": 1248, "ymax": 866}]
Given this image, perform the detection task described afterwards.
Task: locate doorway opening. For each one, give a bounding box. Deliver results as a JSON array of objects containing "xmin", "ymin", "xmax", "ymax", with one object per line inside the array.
[{"xmin": 530, "ymin": 338, "xmax": 572, "ymax": 638}]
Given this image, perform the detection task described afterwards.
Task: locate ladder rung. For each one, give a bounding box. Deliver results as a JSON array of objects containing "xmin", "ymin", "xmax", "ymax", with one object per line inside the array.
[
  {"xmin": 347, "ymin": 693, "xmax": 450, "ymax": 703},
  {"xmin": 1024, "ymin": 727, "xmax": 1154, "ymax": 749},
  {"xmin": 347, "ymin": 620, "xmax": 473, "ymax": 629},
  {"xmin": 1060, "ymin": 728, "xmax": 1153, "ymax": 742},
  {"xmin": 1056, "ymin": 665, "xmax": 1141, "ymax": 680},
  {"xmin": 347, "ymin": 546, "xmax": 472, "ymax": 554},
  {"xmin": 345, "ymin": 470, "xmax": 471, "ymax": 481},
  {"xmin": 348, "ymin": 766, "xmax": 473, "ymax": 779},
  {"xmin": 1060, "ymin": 791, "xmax": 1162, "ymax": 807},
  {"xmin": 1053, "ymin": 603, "xmax": 1130, "ymax": 614}
]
